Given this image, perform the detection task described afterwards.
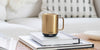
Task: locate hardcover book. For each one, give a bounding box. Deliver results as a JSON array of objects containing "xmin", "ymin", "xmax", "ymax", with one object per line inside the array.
[{"xmin": 31, "ymin": 32, "xmax": 80, "ymax": 45}]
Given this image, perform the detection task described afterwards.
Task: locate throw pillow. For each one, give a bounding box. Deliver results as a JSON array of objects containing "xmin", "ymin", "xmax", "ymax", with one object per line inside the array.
[
  {"xmin": 0, "ymin": 0, "xmax": 8, "ymax": 21},
  {"xmin": 84, "ymin": 31, "xmax": 100, "ymax": 40},
  {"xmin": 7, "ymin": 0, "xmax": 42, "ymax": 20},
  {"xmin": 41, "ymin": 0, "xmax": 97, "ymax": 18}
]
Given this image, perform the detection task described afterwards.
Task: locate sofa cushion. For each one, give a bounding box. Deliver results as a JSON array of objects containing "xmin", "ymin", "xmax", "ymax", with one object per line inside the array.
[
  {"xmin": 41, "ymin": 0, "xmax": 97, "ymax": 18},
  {"xmin": 8, "ymin": 18, "xmax": 100, "ymax": 33},
  {"xmin": 0, "ymin": 0, "xmax": 8, "ymax": 21},
  {"xmin": 0, "ymin": 22, "xmax": 36, "ymax": 39},
  {"xmin": 94, "ymin": 0, "xmax": 100, "ymax": 17},
  {"xmin": 0, "ymin": 5, "xmax": 6, "ymax": 21},
  {"xmin": 7, "ymin": 0, "xmax": 42, "ymax": 20},
  {"xmin": 64, "ymin": 18, "xmax": 100, "ymax": 33},
  {"xmin": 0, "ymin": 0, "xmax": 8, "ymax": 6},
  {"xmin": 84, "ymin": 31, "xmax": 100, "ymax": 40},
  {"xmin": 7, "ymin": 18, "xmax": 42, "ymax": 32}
]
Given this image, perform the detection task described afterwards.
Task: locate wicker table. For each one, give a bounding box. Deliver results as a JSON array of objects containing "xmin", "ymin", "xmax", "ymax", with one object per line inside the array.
[{"xmin": 16, "ymin": 34, "xmax": 100, "ymax": 50}]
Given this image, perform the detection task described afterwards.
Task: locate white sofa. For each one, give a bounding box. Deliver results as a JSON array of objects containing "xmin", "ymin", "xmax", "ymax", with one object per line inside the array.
[{"xmin": 0, "ymin": 0, "xmax": 100, "ymax": 40}]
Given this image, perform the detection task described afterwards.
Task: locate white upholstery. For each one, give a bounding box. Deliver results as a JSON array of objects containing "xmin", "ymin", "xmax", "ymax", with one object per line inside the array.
[
  {"xmin": 64, "ymin": 18, "xmax": 100, "ymax": 33},
  {"xmin": 94, "ymin": 0, "xmax": 100, "ymax": 17},
  {"xmin": 0, "ymin": 5, "xmax": 6, "ymax": 21},
  {"xmin": 84, "ymin": 31, "xmax": 100, "ymax": 40},
  {"xmin": 42, "ymin": 0, "xmax": 97, "ymax": 18},
  {"xmin": 0, "ymin": 0, "xmax": 8, "ymax": 6},
  {"xmin": 7, "ymin": 0, "xmax": 42, "ymax": 20},
  {"xmin": 8, "ymin": 18, "xmax": 42, "ymax": 32},
  {"xmin": 0, "ymin": 0, "xmax": 8, "ymax": 21}
]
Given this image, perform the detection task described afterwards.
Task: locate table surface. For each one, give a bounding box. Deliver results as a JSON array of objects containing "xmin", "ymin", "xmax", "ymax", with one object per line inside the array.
[{"xmin": 16, "ymin": 34, "xmax": 100, "ymax": 50}]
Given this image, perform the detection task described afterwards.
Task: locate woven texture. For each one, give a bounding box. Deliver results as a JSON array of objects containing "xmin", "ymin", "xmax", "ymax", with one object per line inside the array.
[{"xmin": 42, "ymin": 0, "xmax": 97, "ymax": 18}]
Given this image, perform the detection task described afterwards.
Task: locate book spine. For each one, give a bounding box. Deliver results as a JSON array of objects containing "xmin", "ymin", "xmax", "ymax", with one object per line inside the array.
[
  {"xmin": 37, "ymin": 45, "xmax": 93, "ymax": 50},
  {"xmin": 73, "ymin": 38, "xmax": 80, "ymax": 44}
]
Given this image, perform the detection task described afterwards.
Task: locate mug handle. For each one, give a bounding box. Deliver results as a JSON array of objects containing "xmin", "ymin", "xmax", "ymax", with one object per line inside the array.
[{"xmin": 58, "ymin": 17, "xmax": 64, "ymax": 31}]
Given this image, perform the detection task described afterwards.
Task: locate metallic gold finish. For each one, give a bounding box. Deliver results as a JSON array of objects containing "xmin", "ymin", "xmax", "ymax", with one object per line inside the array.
[{"xmin": 42, "ymin": 13, "xmax": 64, "ymax": 35}]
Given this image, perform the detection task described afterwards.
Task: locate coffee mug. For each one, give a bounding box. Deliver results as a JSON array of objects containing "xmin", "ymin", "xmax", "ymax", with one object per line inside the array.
[{"xmin": 42, "ymin": 13, "xmax": 64, "ymax": 37}]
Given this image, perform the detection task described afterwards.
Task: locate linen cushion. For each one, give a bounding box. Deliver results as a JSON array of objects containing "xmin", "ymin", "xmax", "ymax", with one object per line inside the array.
[
  {"xmin": 7, "ymin": 0, "xmax": 42, "ymax": 20},
  {"xmin": 0, "ymin": 0, "xmax": 8, "ymax": 6},
  {"xmin": 84, "ymin": 31, "xmax": 100, "ymax": 40},
  {"xmin": 0, "ymin": 0, "xmax": 8, "ymax": 21},
  {"xmin": 94, "ymin": 0, "xmax": 100, "ymax": 17},
  {"xmin": 42, "ymin": 0, "xmax": 97, "ymax": 18},
  {"xmin": 64, "ymin": 18, "xmax": 100, "ymax": 33},
  {"xmin": 8, "ymin": 18, "xmax": 42, "ymax": 32}
]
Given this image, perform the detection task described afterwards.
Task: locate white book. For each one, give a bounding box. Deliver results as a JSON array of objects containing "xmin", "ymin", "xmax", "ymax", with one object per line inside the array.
[
  {"xmin": 31, "ymin": 32, "xmax": 80, "ymax": 46},
  {"xmin": 0, "ymin": 35, "xmax": 15, "ymax": 50},
  {"xmin": 0, "ymin": 33, "xmax": 17, "ymax": 50},
  {"xmin": 19, "ymin": 36, "xmax": 94, "ymax": 50},
  {"xmin": 0, "ymin": 37, "xmax": 8, "ymax": 50}
]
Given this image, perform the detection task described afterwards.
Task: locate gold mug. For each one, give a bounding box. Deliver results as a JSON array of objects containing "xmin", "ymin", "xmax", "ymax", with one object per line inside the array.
[{"xmin": 42, "ymin": 13, "xmax": 64, "ymax": 37}]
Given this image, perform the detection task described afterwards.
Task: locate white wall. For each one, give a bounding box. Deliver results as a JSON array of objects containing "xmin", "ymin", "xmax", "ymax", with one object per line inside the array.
[{"xmin": 94, "ymin": 0, "xmax": 100, "ymax": 17}]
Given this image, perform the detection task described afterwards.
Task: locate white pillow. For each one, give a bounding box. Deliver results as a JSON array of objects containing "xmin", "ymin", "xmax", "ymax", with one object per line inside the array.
[
  {"xmin": 42, "ymin": 0, "xmax": 97, "ymax": 18},
  {"xmin": 0, "ymin": 5, "xmax": 6, "ymax": 21},
  {"xmin": 84, "ymin": 31, "xmax": 100, "ymax": 40},
  {"xmin": 0, "ymin": 0, "xmax": 8, "ymax": 21},
  {"xmin": 7, "ymin": 0, "xmax": 42, "ymax": 20},
  {"xmin": 0, "ymin": 0, "xmax": 8, "ymax": 6},
  {"xmin": 94, "ymin": 0, "xmax": 100, "ymax": 17}
]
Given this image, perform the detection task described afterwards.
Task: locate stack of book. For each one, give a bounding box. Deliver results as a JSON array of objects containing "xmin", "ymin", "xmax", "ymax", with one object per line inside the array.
[{"xmin": 19, "ymin": 32, "xmax": 94, "ymax": 50}]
